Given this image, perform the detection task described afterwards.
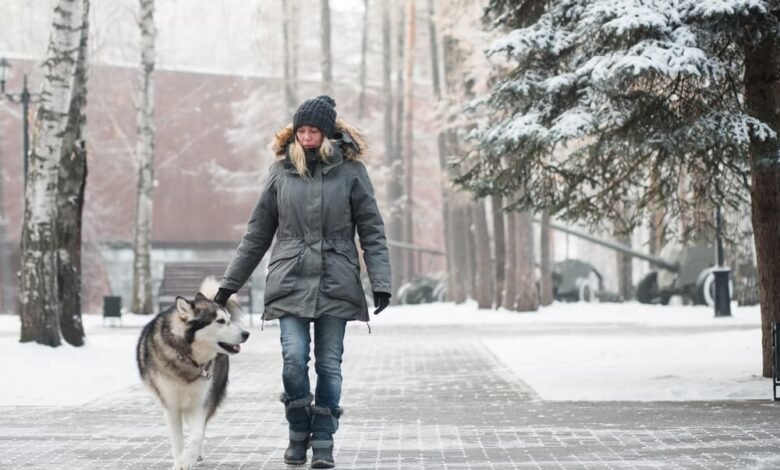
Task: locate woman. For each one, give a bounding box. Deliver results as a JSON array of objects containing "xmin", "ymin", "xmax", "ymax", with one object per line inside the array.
[{"xmin": 214, "ymin": 95, "xmax": 392, "ymax": 468}]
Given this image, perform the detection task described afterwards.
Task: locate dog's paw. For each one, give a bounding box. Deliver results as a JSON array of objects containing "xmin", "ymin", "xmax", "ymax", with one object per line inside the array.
[
  {"xmin": 171, "ymin": 459, "xmax": 195, "ymax": 470},
  {"xmin": 179, "ymin": 448, "xmax": 200, "ymax": 470}
]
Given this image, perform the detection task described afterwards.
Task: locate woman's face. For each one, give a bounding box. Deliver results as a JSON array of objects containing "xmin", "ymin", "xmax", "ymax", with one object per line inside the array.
[{"xmin": 296, "ymin": 126, "xmax": 323, "ymax": 149}]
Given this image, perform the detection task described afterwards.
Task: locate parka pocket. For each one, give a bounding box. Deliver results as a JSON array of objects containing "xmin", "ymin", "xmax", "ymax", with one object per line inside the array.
[
  {"xmin": 320, "ymin": 244, "xmax": 365, "ymax": 307},
  {"xmin": 265, "ymin": 242, "xmax": 304, "ymax": 304}
]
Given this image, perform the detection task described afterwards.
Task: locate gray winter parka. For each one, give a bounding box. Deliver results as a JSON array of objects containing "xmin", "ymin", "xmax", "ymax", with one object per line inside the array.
[{"xmin": 220, "ymin": 120, "xmax": 392, "ymax": 322}]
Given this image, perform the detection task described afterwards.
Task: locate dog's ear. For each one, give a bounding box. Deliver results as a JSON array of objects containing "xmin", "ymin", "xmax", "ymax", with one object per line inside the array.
[
  {"xmin": 175, "ymin": 296, "xmax": 194, "ymax": 319},
  {"xmin": 194, "ymin": 292, "xmax": 208, "ymax": 302}
]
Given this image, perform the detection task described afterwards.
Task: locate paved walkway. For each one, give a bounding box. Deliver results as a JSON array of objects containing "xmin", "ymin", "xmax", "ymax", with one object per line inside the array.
[{"xmin": 3, "ymin": 320, "xmax": 780, "ymax": 469}]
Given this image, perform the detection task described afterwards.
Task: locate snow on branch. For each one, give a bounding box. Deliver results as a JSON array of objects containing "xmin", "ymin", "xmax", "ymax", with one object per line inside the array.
[{"xmin": 681, "ymin": 0, "xmax": 767, "ymax": 20}]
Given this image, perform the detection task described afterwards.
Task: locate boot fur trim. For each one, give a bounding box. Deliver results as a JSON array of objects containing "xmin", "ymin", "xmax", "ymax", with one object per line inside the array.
[
  {"xmin": 280, "ymin": 393, "xmax": 314, "ymax": 408},
  {"xmin": 311, "ymin": 405, "xmax": 344, "ymax": 418}
]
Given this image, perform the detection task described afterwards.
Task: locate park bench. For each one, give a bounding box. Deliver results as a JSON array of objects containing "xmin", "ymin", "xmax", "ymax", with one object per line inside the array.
[{"xmin": 158, "ymin": 261, "xmax": 251, "ymax": 313}]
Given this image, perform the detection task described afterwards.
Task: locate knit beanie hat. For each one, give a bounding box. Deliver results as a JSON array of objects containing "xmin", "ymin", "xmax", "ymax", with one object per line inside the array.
[{"xmin": 293, "ymin": 95, "xmax": 338, "ymax": 138}]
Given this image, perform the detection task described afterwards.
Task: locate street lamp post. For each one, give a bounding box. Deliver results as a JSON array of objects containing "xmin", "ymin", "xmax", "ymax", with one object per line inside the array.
[
  {"xmin": 0, "ymin": 58, "xmax": 42, "ymax": 185},
  {"xmin": 713, "ymin": 206, "xmax": 732, "ymax": 317}
]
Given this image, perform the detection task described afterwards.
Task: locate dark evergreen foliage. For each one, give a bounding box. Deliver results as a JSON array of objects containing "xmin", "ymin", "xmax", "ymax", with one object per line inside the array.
[{"xmin": 458, "ymin": 0, "xmax": 779, "ymax": 235}]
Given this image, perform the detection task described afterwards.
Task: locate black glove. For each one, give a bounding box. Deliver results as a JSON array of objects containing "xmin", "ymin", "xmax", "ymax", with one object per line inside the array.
[
  {"xmin": 373, "ymin": 292, "xmax": 391, "ymax": 315},
  {"xmin": 214, "ymin": 287, "xmax": 236, "ymax": 307}
]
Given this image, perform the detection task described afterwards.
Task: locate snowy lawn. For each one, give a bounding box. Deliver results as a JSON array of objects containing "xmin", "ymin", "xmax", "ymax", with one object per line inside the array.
[
  {"xmin": 0, "ymin": 300, "xmax": 770, "ymax": 406},
  {"xmin": 379, "ymin": 300, "xmax": 768, "ymax": 402}
]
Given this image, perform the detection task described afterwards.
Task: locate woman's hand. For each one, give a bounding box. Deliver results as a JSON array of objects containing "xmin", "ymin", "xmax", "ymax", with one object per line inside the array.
[
  {"xmin": 214, "ymin": 288, "xmax": 236, "ymax": 307},
  {"xmin": 373, "ymin": 292, "xmax": 391, "ymax": 315}
]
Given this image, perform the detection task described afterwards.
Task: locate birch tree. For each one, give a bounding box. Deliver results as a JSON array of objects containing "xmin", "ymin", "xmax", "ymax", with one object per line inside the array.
[
  {"xmin": 131, "ymin": 0, "xmax": 156, "ymax": 315},
  {"xmin": 57, "ymin": 0, "xmax": 90, "ymax": 345},
  {"xmin": 20, "ymin": 0, "xmax": 88, "ymax": 346}
]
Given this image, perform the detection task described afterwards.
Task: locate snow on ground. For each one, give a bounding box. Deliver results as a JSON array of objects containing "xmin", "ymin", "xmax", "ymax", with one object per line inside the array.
[{"xmin": 0, "ymin": 300, "xmax": 770, "ymax": 406}]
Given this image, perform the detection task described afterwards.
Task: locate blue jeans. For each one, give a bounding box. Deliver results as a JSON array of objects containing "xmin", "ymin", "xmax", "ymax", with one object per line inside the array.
[{"xmin": 279, "ymin": 314, "xmax": 347, "ymax": 411}]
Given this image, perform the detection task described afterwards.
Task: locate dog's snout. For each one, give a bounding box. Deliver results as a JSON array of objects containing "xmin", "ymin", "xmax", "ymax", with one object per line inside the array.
[{"xmin": 242, "ymin": 330, "xmax": 250, "ymax": 341}]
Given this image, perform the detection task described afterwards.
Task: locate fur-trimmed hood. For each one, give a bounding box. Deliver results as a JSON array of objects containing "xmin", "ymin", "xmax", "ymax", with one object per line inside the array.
[{"xmin": 271, "ymin": 118, "xmax": 367, "ymax": 161}]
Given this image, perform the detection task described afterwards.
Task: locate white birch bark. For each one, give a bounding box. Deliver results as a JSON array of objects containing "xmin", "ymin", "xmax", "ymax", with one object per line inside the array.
[
  {"xmin": 132, "ymin": 0, "xmax": 156, "ymax": 315},
  {"xmin": 57, "ymin": 0, "xmax": 90, "ymax": 346},
  {"xmin": 20, "ymin": 0, "xmax": 87, "ymax": 345}
]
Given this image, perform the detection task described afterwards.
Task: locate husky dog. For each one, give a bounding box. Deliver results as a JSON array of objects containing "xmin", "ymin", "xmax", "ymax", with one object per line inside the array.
[{"xmin": 136, "ymin": 278, "xmax": 249, "ymax": 470}]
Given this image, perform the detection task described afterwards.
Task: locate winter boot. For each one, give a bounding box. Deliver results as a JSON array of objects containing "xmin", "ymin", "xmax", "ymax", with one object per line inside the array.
[
  {"xmin": 281, "ymin": 393, "xmax": 313, "ymax": 465},
  {"xmin": 310, "ymin": 405, "xmax": 342, "ymax": 469}
]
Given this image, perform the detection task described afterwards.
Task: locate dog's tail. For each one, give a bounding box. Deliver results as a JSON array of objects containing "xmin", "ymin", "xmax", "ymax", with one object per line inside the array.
[{"xmin": 199, "ymin": 276, "xmax": 245, "ymax": 323}]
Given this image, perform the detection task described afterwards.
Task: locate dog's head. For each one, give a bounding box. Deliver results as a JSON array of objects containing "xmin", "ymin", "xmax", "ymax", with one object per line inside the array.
[{"xmin": 175, "ymin": 293, "xmax": 250, "ymax": 355}]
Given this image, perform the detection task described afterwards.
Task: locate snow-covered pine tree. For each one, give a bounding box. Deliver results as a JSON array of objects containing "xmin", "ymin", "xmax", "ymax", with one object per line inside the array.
[
  {"xmin": 459, "ymin": 0, "xmax": 772, "ymax": 232},
  {"xmin": 465, "ymin": 0, "xmax": 780, "ymax": 375}
]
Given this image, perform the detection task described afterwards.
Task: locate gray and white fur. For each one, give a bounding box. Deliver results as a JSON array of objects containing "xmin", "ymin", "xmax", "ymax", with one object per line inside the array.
[{"xmin": 136, "ymin": 277, "xmax": 249, "ymax": 470}]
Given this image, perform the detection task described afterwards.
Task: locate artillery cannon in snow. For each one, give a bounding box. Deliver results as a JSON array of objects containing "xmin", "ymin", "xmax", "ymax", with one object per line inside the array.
[
  {"xmin": 552, "ymin": 259, "xmax": 604, "ymax": 302},
  {"xmin": 549, "ymin": 222, "xmax": 727, "ymax": 306}
]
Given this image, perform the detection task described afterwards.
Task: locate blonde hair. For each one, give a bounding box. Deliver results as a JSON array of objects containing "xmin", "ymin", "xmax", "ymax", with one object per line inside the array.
[{"xmin": 289, "ymin": 138, "xmax": 333, "ymax": 177}]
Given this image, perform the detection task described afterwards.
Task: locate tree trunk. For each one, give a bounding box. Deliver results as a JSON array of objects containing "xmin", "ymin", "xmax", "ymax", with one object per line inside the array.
[
  {"xmin": 427, "ymin": 0, "xmax": 454, "ymax": 302},
  {"xmin": 57, "ymin": 0, "xmax": 90, "ymax": 346},
  {"xmin": 615, "ymin": 227, "xmax": 634, "ymax": 300},
  {"xmin": 744, "ymin": 26, "xmax": 780, "ymax": 377},
  {"xmin": 503, "ymin": 210, "xmax": 517, "ymax": 310},
  {"xmin": 20, "ymin": 0, "xmax": 87, "ymax": 346},
  {"xmin": 321, "ymin": 0, "xmax": 333, "ymax": 95},
  {"xmin": 613, "ymin": 217, "xmax": 633, "ymax": 301},
  {"xmin": 515, "ymin": 209, "xmax": 538, "ymax": 312},
  {"xmin": 472, "ymin": 199, "xmax": 493, "ymax": 308},
  {"xmin": 649, "ymin": 167, "xmax": 665, "ymax": 255},
  {"xmin": 448, "ymin": 201, "xmax": 470, "ymax": 304},
  {"xmin": 358, "ymin": 0, "xmax": 369, "ymax": 118},
  {"xmin": 132, "ymin": 0, "xmax": 156, "ymax": 315},
  {"xmin": 466, "ymin": 204, "xmax": 477, "ymax": 299},
  {"xmin": 390, "ymin": 3, "xmax": 407, "ymax": 286},
  {"xmin": 402, "ymin": 0, "xmax": 416, "ymax": 282},
  {"xmin": 383, "ymin": 0, "xmax": 404, "ymax": 294},
  {"xmin": 441, "ymin": 18, "xmax": 476, "ymax": 303},
  {"xmin": 0, "ymin": 134, "xmax": 13, "ymax": 314},
  {"xmin": 282, "ymin": 0, "xmax": 298, "ymax": 116},
  {"xmin": 491, "ymin": 194, "xmax": 506, "ymax": 308},
  {"xmin": 539, "ymin": 209, "xmax": 554, "ymax": 306}
]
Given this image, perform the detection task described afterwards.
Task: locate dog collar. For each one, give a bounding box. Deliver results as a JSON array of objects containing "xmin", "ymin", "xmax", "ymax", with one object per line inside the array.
[{"xmin": 177, "ymin": 353, "xmax": 213, "ymax": 381}]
